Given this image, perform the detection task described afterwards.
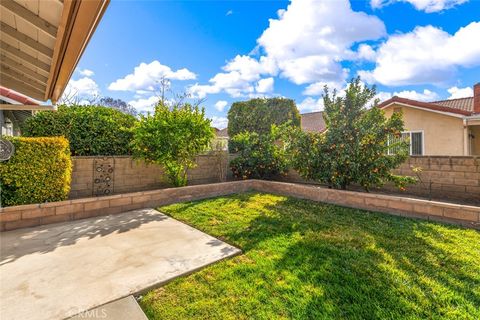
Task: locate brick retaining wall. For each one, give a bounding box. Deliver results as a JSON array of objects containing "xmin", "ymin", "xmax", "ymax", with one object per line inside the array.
[
  {"xmin": 277, "ymin": 156, "xmax": 480, "ymax": 205},
  {"xmin": 70, "ymin": 154, "xmax": 227, "ymax": 199},
  {"xmin": 0, "ymin": 181, "xmax": 251, "ymax": 231},
  {"xmin": 1, "ymin": 180, "xmax": 479, "ymax": 231}
]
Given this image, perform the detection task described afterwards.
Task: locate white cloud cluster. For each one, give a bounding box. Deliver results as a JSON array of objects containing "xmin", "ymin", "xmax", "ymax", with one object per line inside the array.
[
  {"xmin": 371, "ymin": 0, "xmax": 468, "ymax": 13},
  {"xmin": 189, "ymin": 55, "xmax": 276, "ymax": 98},
  {"xmin": 210, "ymin": 116, "xmax": 228, "ymax": 129},
  {"xmin": 190, "ymin": 0, "xmax": 385, "ymax": 99},
  {"xmin": 257, "ymin": 0, "xmax": 385, "ymax": 85},
  {"xmin": 359, "ymin": 22, "xmax": 480, "ymax": 86},
  {"xmin": 63, "ymin": 77, "xmax": 100, "ymax": 103},
  {"xmin": 78, "ymin": 69, "xmax": 95, "ymax": 77},
  {"xmin": 374, "ymin": 89, "xmax": 439, "ymax": 103},
  {"xmin": 297, "ymin": 97, "xmax": 324, "ymax": 112},
  {"xmin": 109, "ymin": 60, "xmax": 196, "ymax": 92},
  {"xmin": 214, "ymin": 100, "xmax": 228, "ymax": 112},
  {"xmin": 128, "ymin": 95, "xmax": 159, "ymax": 113},
  {"xmin": 256, "ymin": 77, "xmax": 274, "ymax": 93},
  {"xmin": 447, "ymin": 86, "xmax": 473, "ymax": 99}
]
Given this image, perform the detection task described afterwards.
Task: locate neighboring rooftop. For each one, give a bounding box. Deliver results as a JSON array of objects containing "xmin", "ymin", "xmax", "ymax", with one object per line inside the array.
[
  {"xmin": 301, "ymin": 111, "xmax": 326, "ymax": 133},
  {"xmin": 216, "ymin": 127, "xmax": 229, "ymax": 138},
  {"xmin": 431, "ymin": 97, "xmax": 474, "ymax": 113},
  {"xmin": 379, "ymin": 83, "xmax": 479, "ymax": 116}
]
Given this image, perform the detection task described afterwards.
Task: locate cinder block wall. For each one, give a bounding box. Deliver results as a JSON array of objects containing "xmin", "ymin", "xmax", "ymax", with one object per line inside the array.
[
  {"xmin": 70, "ymin": 153, "xmax": 227, "ymax": 199},
  {"xmin": 386, "ymin": 156, "xmax": 479, "ymax": 203},
  {"xmin": 277, "ymin": 156, "xmax": 480, "ymax": 205}
]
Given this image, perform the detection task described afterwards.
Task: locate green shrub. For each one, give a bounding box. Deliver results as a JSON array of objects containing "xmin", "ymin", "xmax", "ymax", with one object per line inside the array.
[
  {"xmin": 227, "ymin": 98, "xmax": 300, "ymax": 152},
  {"xmin": 230, "ymin": 126, "xmax": 288, "ymax": 179},
  {"xmin": 22, "ymin": 105, "xmax": 136, "ymax": 156},
  {"xmin": 0, "ymin": 137, "xmax": 72, "ymax": 206},
  {"xmin": 132, "ymin": 102, "xmax": 214, "ymax": 187}
]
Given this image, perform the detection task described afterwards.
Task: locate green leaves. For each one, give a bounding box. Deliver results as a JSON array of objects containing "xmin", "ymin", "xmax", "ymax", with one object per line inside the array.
[
  {"xmin": 131, "ymin": 102, "xmax": 214, "ymax": 187},
  {"xmin": 227, "ymin": 98, "xmax": 301, "ymax": 152},
  {"xmin": 286, "ymin": 77, "xmax": 416, "ymax": 191},
  {"xmin": 0, "ymin": 137, "xmax": 71, "ymax": 206},
  {"xmin": 230, "ymin": 127, "xmax": 288, "ymax": 180},
  {"xmin": 22, "ymin": 105, "xmax": 136, "ymax": 156}
]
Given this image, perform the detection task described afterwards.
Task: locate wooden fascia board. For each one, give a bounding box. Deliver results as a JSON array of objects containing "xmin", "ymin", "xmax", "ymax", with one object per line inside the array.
[{"xmin": 45, "ymin": 0, "xmax": 110, "ymax": 103}]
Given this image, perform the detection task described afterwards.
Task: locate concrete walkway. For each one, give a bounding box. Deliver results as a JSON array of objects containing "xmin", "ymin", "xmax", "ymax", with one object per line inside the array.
[
  {"xmin": 69, "ymin": 296, "xmax": 148, "ymax": 320},
  {"xmin": 0, "ymin": 209, "xmax": 241, "ymax": 320}
]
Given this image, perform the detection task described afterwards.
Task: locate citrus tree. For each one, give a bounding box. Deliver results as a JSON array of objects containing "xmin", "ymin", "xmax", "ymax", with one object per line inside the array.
[
  {"xmin": 132, "ymin": 101, "xmax": 214, "ymax": 187},
  {"xmin": 286, "ymin": 77, "xmax": 416, "ymax": 191}
]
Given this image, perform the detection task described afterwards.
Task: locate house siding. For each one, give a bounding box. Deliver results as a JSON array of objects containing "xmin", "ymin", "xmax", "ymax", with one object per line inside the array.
[{"xmin": 383, "ymin": 103, "xmax": 465, "ymax": 156}]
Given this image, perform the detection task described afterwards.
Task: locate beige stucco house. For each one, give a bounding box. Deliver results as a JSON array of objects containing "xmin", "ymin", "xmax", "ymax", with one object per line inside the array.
[{"xmin": 379, "ymin": 83, "xmax": 480, "ymax": 156}]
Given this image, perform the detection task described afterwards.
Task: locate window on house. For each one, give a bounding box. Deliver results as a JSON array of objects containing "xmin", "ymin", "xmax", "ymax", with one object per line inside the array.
[{"xmin": 388, "ymin": 131, "xmax": 423, "ymax": 156}]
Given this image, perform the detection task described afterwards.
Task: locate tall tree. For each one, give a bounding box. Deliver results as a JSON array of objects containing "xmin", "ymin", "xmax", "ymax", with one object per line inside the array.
[
  {"xmin": 98, "ymin": 97, "xmax": 138, "ymax": 116},
  {"xmin": 228, "ymin": 97, "xmax": 300, "ymax": 152}
]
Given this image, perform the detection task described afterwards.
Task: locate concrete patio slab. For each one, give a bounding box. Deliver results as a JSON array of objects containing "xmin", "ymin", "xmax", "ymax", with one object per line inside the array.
[{"xmin": 0, "ymin": 209, "xmax": 241, "ymax": 320}]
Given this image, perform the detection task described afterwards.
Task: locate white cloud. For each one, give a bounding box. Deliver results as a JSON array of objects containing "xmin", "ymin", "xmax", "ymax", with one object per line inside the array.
[
  {"xmin": 374, "ymin": 89, "xmax": 439, "ymax": 103},
  {"xmin": 371, "ymin": 0, "xmax": 468, "ymax": 13},
  {"xmin": 373, "ymin": 91, "xmax": 393, "ymax": 103},
  {"xmin": 257, "ymin": 0, "xmax": 385, "ymax": 84},
  {"xmin": 356, "ymin": 44, "xmax": 377, "ymax": 61},
  {"xmin": 214, "ymin": 100, "xmax": 228, "ymax": 112},
  {"xmin": 210, "ymin": 116, "xmax": 228, "ymax": 129},
  {"xmin": 189, "ymin": 0, "xmax": 385, "ymax": 98},
  {"xmin": 109, "ymin": 60, "xmax": 196, "ymax": 92},
  {"xmin": 63, "ymin": 77, "xmax": 100, "ymax": 102},
  {"xmin": 359, "ymin": 22, "xmax": 480, "ymax": 86},
  {"xmin": 188, "ymin": 55, "xmax": 275, "ymax": 98},
  {"xmin": 395, "ymin": 89, "xmax": 439, "ymax": 101},
  {"xmin": 256, "ymin": 77, "xmax": 274, "ymax": 93},
  {"xmin": 78, "ymin": 69, "xmax": 94, "ymax": 77},
  {"xmin": 447, "ymin": 86, "xmax": 473, "ymax": 99},
  {"xmin": 297, "ymin": 97, "xmax": 324, "ymax": 113},
  {"xmin": 226, "ymin": 10, "xmax": 233, "ymax": 16},
  {"xmin": 128, "ymin": 95, "xmax": 159, "ymax": 113},
  {"xmin": 303, "ymin": 81, "xmax": 345, "ymax": 96}
]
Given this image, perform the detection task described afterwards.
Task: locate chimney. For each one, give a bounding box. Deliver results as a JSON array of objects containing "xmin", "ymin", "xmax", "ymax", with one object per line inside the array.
[{"xmin": 474, "ymin": 83, "xmax": 480, "ymax": 114}]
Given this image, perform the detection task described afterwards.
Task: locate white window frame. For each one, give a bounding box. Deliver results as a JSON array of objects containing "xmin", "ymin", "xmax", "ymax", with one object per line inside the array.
[{"xmin": 388, "ymin": 130, "xmax": 424, "ymax": 156}]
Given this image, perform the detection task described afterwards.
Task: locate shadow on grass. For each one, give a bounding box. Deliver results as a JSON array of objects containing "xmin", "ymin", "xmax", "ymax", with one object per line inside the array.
[
  {"xmin": 251, "ymin": 197, "xmax": 479, "ymax": 318},
  {"xmin": 156, "ymin": 193, "xmax": 480, "ymax": 319}
]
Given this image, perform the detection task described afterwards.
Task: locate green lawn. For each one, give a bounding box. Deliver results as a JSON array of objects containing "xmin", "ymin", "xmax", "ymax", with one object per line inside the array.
[{"xmin": 140, "ymin": 193, "xmax": 480, "ymax": 320}]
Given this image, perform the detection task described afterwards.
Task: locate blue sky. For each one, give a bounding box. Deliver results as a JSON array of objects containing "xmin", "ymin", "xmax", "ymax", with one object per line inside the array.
[{"xmin": 69, "ymin": 0, "xmax": 480, "ymax": 128}]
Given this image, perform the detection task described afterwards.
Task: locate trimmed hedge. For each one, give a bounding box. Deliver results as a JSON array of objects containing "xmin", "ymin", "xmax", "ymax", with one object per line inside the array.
[
  {"xmin": 22, "ymin": 105, "xmax": 136, "ymax": 156},
  {"xmin": 227, "ymin": 98, "xmax": 300, "ymax": 152},
  {"xmin": 0, "ymin": 137, "xmax": 72, "ymax": 206}
]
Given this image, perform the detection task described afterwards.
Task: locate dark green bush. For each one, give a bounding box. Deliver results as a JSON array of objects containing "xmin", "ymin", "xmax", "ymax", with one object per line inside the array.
[
  {"xmin": 227, "ymin": 98, "xmax": 300, "ymax": 152},
  {"xmin": 230, "ymin": 127, "xmax": 288, "ymax": 179},
  {"xmin": 0, "ymin": 137, "xmax": 72, "ymax": 206},
  {"xmin": 22, "ymin": 105, "xmax": 136, "ymax": 156}
]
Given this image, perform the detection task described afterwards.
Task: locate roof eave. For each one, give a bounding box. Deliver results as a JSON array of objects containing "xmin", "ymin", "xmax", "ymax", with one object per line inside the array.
[
  {"xmin": 378, "ymin": 97, "xmax": 472, "ymax": 117},
  {"xmin": 45, "ymin": 0, "xmax": 110, "ymax": 103}
]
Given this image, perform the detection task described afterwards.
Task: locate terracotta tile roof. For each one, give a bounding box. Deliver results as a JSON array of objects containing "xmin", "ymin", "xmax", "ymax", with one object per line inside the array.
[
  {"xmin": 378, "ymin": 96, "xmax": 472, "ymax": 116},
  {"xmin": 431, "ymin": 97, "xmax": 474, "ymax": 113},
  {"xmin": 300, "ymin": 111, "xmax": 326, "ymax": 132}
]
